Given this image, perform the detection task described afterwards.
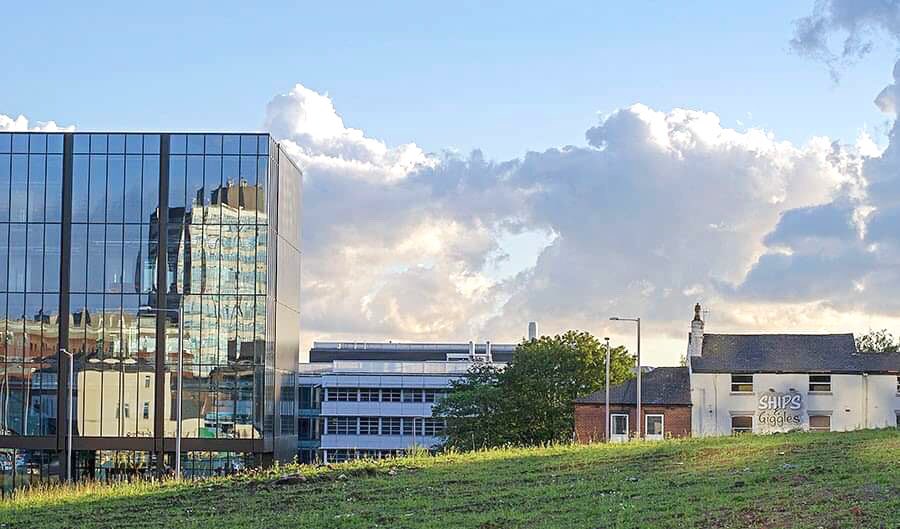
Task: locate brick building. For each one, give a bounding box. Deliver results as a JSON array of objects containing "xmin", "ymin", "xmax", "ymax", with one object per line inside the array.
[{"xmin": 574, "ymin": 367, "xmax": 691, "ymax": 443}]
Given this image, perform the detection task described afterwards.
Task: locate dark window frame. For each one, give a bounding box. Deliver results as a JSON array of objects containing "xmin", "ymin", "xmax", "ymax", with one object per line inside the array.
[
  {"xmin": 808, "ymin": 374, "xmax": 832, "ymax": 393},
  {"xmin": 808, "ymin": 414, "xmax": 831, "ymax": 432},
  {"xmin": 730, "ymin": 374, "xmax": 753, "ymax": 393},
  {"xmin": 731, "ymin": 415, "xmax": 753, "ymax": 435}
]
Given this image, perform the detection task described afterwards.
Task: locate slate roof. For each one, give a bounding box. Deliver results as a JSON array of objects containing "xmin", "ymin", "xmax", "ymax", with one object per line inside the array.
[
  {"xmin": 690, "ymin": 333, "xmax": 900, "ymax": 374},
  {"xmin": 574, "ymin": 367, "xmax": 691, "ymax": 405}
]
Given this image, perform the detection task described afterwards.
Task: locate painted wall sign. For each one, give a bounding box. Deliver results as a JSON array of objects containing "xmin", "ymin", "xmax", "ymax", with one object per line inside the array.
[{"xmin": 756, "ymin": 390, "xmax": 804, "ymax": 433}]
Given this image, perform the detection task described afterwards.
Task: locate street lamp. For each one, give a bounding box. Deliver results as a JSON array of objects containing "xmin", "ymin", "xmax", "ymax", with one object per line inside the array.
[
  {"xmin": 609, "ymin": 316, "xmax": 641, "ymax": 439},
  {"xmin": 604, "ymin": 337, "xmax": 610, "ymax": 443},
  {"xmin": 59, "ymin": 348, "xmax": 73, "ymax": 482},
  {"xmin": 141, "ymin": 305, "xmax": 184, "ymax": 479}
]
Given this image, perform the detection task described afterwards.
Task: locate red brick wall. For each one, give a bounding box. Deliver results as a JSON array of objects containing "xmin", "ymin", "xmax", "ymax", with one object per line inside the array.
[{"xmin": 575, "ymin": 404, "xmax": 691, "ymax": 443}]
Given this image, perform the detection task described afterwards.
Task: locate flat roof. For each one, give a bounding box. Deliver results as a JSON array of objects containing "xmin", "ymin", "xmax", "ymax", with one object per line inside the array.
[{"xmin": 310, "ymin": 341, "xmax": 516, "ymax": 363}]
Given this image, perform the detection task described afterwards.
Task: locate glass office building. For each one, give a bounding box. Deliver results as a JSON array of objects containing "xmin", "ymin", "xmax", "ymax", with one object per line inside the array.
[{"xmin": 0, "ymin": 132, "xmax": 301, "ymax": 489}]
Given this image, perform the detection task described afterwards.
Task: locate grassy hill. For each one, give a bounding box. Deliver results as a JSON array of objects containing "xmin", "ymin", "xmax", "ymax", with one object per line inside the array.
[{"xmin": 1, "ymin": 429, "xmax": 898, "ymax": 529}]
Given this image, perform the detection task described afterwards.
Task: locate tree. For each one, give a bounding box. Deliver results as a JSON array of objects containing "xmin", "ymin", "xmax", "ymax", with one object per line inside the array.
[
  {"xmin": 431, "ymin": 363, "xmax": 507, "ymax": 450},
  {"xmin": 855, "ymin": 329, "xmax": 899, "ymax": 353},
  {"xmin": 435, "ymin": 330, "xmax": 634, "ymax": 450}
]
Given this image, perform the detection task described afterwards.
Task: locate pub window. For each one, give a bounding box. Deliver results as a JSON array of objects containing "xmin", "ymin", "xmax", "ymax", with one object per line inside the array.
[
  {"xmin": 731, "ymin": 415, "xmax": 752, "ymax": 434},
  {"xmin": 142, "ymin": 402, "xmax": 150, "ymax": 420},
  {"xmin": 809, "ymin": 415, "xmax": 831, "ymax": 432},
  {"xmin": 896, "ymin": 376, "xmax": 899, "ymax": 394},
  {"xmin": 895, "ymin": 412, "xmax": 899, "ymax": 428},
  {"xmin": 731, "ymin": 374, "xmax": 753, "ymax": 393},
  {"xmin": 809, "ymin": 375, "xmax": 831, "ymax": 393},
  {"xmin": 144, "ymin": 375, "xmax": 151, "ymax": 389}
]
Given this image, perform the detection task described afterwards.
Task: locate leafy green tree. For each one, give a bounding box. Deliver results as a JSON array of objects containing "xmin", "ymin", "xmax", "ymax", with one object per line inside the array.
[
  {"xmin": 855, "ymin": 329, "xmax": 899, "ymax": 353},
  {"xmin": 435, "ymin": 331, "xmax": 634, "ymax": 449},
  {"xmin": 432, "ymin": 363, "xmax": 507, "ymax": 450}
]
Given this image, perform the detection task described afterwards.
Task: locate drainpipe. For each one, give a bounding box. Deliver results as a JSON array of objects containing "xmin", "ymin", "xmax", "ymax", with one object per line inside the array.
[{"xmin": 863, "ymin": 373, "xmax": 869, "ymax": 429}]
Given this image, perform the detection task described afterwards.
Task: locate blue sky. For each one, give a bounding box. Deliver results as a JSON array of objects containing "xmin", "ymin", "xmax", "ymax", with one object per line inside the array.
[
  {"xmin": 6, "ymin": 1, "xmax": 900, "ymax": 362},
  {"xmin": 2, "ymin": 1, "xmax": 896, "ymax": 160}
]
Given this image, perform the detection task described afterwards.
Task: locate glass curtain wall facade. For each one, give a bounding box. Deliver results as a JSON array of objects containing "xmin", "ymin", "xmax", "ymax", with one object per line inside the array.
[{"xmin": 0, "ymin": 132, "xmax": 301, "ymax": 489}]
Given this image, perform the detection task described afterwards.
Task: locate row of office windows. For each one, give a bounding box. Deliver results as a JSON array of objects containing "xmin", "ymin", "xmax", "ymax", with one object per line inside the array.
[
  {"xmin": 64, "ymin": 222, "xmax": 267, "ymax": 295},
  {"xmin": 0, "ymin": 133, "xmax": 266, "ymax": 160},
  {"xmin": 323, "ymin": 387, "xmax": 448, "ymax": 403},
  {"xmin": 322, "ymin": 448, "xmax": 410, "ymax": 464},
  {"xmin": 322, "ymin": 416, "xmax": 447, "ymax": 437},
  {"xmin": 10, "ymin": 133, "xmax": 268, "ymax": 156},
  {"xmin": 60, "ymin": 133, "xmax": 265, "ymax": 156},
  {"xmin": 729, "ymin": 374, "xmax": 900, "ymax": 394}
]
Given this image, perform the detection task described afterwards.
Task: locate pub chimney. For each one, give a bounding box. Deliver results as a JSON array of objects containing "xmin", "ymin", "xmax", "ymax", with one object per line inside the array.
[{"xmin": 688, "ymin": 303, "xmax": 704, "ymax": 357}]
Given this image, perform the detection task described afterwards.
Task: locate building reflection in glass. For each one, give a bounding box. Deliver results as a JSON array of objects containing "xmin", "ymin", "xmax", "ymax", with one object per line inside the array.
[
  {"xmin": 66, "ymin": 135, "xmax": 272, "ymax": 443},
  {"xmin": 0, "ymin": 132, "xmax": 300, "ymax": 484}
]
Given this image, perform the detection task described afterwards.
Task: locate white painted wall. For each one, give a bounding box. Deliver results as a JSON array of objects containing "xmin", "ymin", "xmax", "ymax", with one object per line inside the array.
[{"xmin": 691, "ymin": 373, "xmax": 900, "ymax": 436}]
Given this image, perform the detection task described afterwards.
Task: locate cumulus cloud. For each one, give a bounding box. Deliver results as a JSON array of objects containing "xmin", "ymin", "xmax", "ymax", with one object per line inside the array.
[
  {"xmin": 737, "ymin": 0, "xmax": 900, "ymax": 322},
  {"xmin": 265, "ymin": 86, "xmax": 532, "ymax": 351},
  {"xmin": 0, "ymin": 113, "xmax": 74, "ymax": 132},
  {"xmin": 265, "ymin": 84, "xmax": 436, "ymax": 183},
  {"xmin": 268, "ymin": 83, "xmax": 892, "ymax": 364},
  {"xmin": 264, "ymin": 6, "xmax": 900, "ymax": 360}
]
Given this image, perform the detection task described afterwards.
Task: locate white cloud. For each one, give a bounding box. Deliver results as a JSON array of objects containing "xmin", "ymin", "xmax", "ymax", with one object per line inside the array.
[
  {"xmin": 267, "ymin": 83, "xmax": 894, "ymax": 364},
  {"xmin": 0, "ymin": 113, "xmax": 74, "ymax": 132},
  {"xmin": 264, "ymin": 84, "xmax": 436, "ymax": 183}
]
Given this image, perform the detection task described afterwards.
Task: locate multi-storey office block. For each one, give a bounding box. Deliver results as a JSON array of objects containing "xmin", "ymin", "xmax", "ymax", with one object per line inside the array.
[
  {"xmin": 299, "ymin": 341, "xmax": 514, "ymax": 463},
  {"xmin": 0, "ymin": 132, "xmax": 302, "ymax": 488}
]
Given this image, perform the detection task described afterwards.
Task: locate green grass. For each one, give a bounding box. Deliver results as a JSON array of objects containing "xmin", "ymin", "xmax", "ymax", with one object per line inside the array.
[{"xmin": 1, "ymin": 429, "xmax": 898, "ymax": 529}]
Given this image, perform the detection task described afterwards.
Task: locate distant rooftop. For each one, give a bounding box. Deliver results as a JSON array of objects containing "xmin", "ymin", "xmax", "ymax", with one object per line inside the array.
[
  {"xmin": 309, "ymin": 341, "xmax": 517, "ymax": 363},
  {"xmin": 574, "ymin": 367, "xmax": 691, "ymax": 406}
]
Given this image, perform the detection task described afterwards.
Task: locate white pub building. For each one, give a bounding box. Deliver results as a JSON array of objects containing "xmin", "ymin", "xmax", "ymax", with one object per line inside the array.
[{"xmin": 688, "ymin": 304, "xmax": 900, "ymax": 436}]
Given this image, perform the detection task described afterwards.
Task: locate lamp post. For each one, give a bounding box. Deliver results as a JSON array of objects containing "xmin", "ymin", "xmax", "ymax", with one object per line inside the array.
[
  {"xmin": 141, "ymin": 305, "xmax": 184, "ymax": 479},
  {"xmin": 604, "ymin": 337, "xmax": 611, "ymax": 442},
  {"xmin": 60, "ymin": 348, "xmax": 73, "ymax": 482},
  {"xmin": 610, "ymin": 317, "xmax": 641, "ymax": 439}
]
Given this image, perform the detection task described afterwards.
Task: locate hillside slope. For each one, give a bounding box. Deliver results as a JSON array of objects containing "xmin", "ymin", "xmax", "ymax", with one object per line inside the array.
[{"xmin": 1, "ymin": 429, "xmax": 898, "ymax": 529}]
